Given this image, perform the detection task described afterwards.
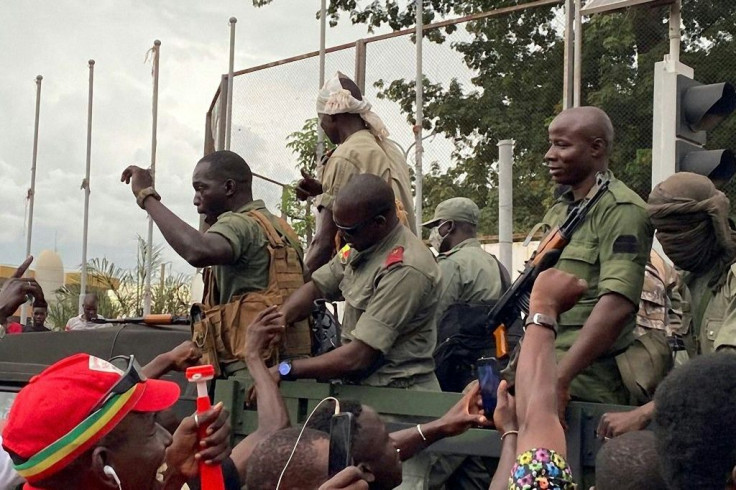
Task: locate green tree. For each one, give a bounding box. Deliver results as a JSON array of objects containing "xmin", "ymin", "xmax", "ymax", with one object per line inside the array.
[{"xmin": 281, "ymin": 118, "xmax": 337, "ymax": 247}]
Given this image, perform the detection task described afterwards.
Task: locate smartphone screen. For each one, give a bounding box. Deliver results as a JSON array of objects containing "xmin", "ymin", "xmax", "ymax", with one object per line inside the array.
[
  {"xmin": 477, "ymin": 357, "xmax": 501, "ymax": 418},
  {"xmin": 328, "ymin": 412, "xmax": 354, "ymax": 478}
]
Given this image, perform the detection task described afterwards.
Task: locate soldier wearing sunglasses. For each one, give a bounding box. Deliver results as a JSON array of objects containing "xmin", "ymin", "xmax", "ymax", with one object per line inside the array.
[{"xmin": 274, "ymin": 175, "xmax": 442, "ymax": 488}]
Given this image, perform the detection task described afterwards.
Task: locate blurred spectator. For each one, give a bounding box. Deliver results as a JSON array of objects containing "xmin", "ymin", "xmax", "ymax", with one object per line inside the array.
[
  {"xmin": 65, "ymin": 293, "xmax": 105, "ymax": 331},
  {"xmin": 490, "ymin": 269, "xmax": 586, "ymax": 489},
  {"xmin": 594, "ymin": 431, "xmax": 666, "ymax": 490},
  {"xmin": 654, "ymin": 352, "xmax": 736, "ymax": 489}
]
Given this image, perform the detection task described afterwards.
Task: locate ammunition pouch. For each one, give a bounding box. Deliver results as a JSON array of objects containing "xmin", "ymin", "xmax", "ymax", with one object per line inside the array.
[{"xmin": 615, "ymin": 329, "xmax": 674, "ymax": 405}]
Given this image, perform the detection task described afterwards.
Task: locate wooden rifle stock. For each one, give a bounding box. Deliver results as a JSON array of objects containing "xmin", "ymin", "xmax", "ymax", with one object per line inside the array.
[
  {"xmin": 494, "ymin": 324, "xmax": 508, "ymax": 358},
  {"xmin": 91, "ymin": 314, "xmax": 190, "ymax": 325},
  {"xmin": 488, "ymin": 175, "xmax": 610, "ymax": 359}
]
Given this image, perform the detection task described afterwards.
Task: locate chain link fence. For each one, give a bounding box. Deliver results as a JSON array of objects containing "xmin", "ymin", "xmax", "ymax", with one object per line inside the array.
[
  {"xmin": 205, "ymin": 1, "xmax": 567, "ymax": 245},
  {"xmin": 205, "ymin": 0, "xmax": 736, "ymax": 246}
]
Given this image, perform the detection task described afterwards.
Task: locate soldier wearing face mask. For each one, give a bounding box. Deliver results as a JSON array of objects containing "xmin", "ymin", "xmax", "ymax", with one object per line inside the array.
[
  {"xmin": 423, "ymin": 198, "xmax": 510, "ymax": 393},
  {"xmin": 423, "ymin": 198, "xmax": 510, "ymax": 490}
]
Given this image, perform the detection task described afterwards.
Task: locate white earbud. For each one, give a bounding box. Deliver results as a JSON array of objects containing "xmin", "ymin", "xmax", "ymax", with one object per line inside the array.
[{"xmin": 103, "ymin": 465, "xmax": 122, "ymax": 490}]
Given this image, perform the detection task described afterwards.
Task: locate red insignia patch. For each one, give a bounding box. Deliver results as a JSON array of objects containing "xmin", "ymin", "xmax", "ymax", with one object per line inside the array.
[{"xmin": 385, "ymin": 246, "xmax": 404, "ymax": 267}]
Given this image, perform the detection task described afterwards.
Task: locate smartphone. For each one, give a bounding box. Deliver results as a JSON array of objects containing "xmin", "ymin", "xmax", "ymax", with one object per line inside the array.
[
  {"xmin": 477, "ymin": 357, "xmax": 501, "ymax": 418},
  {"xmin": 328, "ymin": 412, "xmax": 354, "ymax": 478}
]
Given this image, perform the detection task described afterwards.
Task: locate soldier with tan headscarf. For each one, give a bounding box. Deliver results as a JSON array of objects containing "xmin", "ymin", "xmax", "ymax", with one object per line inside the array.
[
  {"xmin": 296, "ymin": 72, "xmax": 416, "ymax": 275},
  {"xmin": 647, "ymin": 171, "xmax": 736, "ymax": 354}
]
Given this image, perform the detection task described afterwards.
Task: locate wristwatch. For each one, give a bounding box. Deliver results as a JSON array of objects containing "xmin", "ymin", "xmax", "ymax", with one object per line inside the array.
[
  {"xmin": 136, "ymin": 186, "xmax": 161, "ymax": 209},
  {"xmin": 278, "ymin": 360, "xmax": 296, "ymax": 381},
  {"xmin": 524, "ymin": 313, "xmax": 558, "ymax": 337}
]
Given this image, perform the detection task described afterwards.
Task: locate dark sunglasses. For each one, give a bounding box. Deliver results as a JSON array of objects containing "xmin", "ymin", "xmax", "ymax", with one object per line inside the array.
[
  {"xmin": 88, "ymin": 355, "xmax": 147, "ymax": 414},
  {"xmin": 334, "ymin": 208, "xmax": 390, "ymax": 236}
]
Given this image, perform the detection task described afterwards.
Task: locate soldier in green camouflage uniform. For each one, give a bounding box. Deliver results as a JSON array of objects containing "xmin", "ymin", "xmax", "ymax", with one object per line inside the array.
[
  {"xmin": 540, "ymin": 107, "xmax": 653, "ymax": 410},
  {"xmin": 423, "ymin": 197, "xmax": 507, "ymax": 490},
  {"xmin": 597, "ymin": 249, "xmax": 691, "ymax": 439}
]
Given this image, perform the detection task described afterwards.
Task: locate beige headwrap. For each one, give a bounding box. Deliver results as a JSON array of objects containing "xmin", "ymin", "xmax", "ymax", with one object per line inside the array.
[
  {"xmin": 647, "ymin": 172, "xmax": 736, "ymax": 289},
  {"xmin": 316, "ymin": 71, "xmax": 389, "ymax": 140}
]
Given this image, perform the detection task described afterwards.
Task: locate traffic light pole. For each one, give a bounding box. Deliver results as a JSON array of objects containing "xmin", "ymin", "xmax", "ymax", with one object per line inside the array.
[
  {"xmin": 652, "ymin": 61, "xmax": 693, "ymax": 189},
  {"xmin": 651, "ymin": 0, "xmax": 687, "ymax": 189}
]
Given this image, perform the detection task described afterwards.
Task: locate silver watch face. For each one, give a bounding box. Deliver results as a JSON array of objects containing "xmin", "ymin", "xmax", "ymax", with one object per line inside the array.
[{"xmin": 278, "ymin": 361, "xmax": 291, "ymax": 376}]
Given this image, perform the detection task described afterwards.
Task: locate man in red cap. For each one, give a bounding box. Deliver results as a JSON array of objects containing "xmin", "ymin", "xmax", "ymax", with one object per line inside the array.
[{"xmin": 2, "ymin": 353, "xmax": 229, "ymax": 489}]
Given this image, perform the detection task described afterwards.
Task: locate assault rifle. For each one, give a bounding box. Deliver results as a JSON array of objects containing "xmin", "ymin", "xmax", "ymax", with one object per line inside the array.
[
  {"xmin": 91, "ymin": 314, "xmax": 190, "ymax": 326},
  {"xmin": 489, "ymin": 175, "xmax": 611, "ymax": 359}
]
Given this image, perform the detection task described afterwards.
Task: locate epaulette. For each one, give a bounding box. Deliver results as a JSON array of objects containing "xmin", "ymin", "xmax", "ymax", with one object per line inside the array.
[{"xmin": 384, "ymin": 246, "xmax": 404, "ymax": 268}]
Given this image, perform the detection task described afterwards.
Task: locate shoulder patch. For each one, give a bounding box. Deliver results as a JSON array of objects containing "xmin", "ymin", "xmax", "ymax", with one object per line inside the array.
[
  {"xmin": 339, "ymin": 244, "xmax": 352, "ymax": 265},
  {"xmin": 385, "ymin": 246, "xmax": 404, "ymax": 268},
  {"xmin": 612, "ymin": 235, "xmax": 639, "ymax": 254}
]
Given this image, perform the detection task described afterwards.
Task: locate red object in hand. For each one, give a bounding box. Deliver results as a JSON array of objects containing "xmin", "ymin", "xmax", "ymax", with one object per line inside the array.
[{"xmin": 186, "ymin": 365, "xmax": 225, "ymax": 490}]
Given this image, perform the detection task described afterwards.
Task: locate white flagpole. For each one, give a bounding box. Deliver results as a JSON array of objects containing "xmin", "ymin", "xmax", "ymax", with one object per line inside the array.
[
  {"xmin": 225, "ymin": 17, "xmax": 237, "ymax": 151},
  {"xmin": 21, "ymin": 75, "xmax": 43, "ymax": 323},
  {"xmin": 143, "ymin": 40, "xmax": 160, "ymax": 315},
  {"xmin": 80, "ymin": 60, "xmax": 94, "ymax": 313}
]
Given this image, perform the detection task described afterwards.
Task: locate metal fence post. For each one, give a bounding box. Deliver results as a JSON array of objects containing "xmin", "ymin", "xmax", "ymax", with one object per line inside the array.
[
  {"xmin": 497, "ymin": 140, "xmax": 514, "ymax": 273},
  {"xmin": 414, "ymin": 0, "xmax": 424, "ymax": 232},
  {"xmin": 563, "ymin": 0, "xmax": 575, "ymax": 109},
  {"xmin": 573, "ymin": 0, "xmax": 583, "ymax": 107},
  {"xmin": 355, "ymin": 39, "xmax": 367, "ymax": 94},
  {"xmin": 225, "ymin": 17, "xmax": 237, "ymax": 151},
  {"xmin": 217, "ymin": 75, "xmax": 228, "ymax": 152}
]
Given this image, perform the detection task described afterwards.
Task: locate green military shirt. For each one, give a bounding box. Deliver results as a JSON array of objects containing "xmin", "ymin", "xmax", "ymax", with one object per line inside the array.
[
  {"xmin": 205, "ymin": 200, "xmax": 273, "ymax": 305},
  {"xmin": 541, "ymin": 171, "xmax": 653, "ymax": 402},
  {"xmin": 315, "ymin": 129, "xmax": 417, "ymax": 234},
  {"xmin": 435, "ymin": 238, "xmax": 504, "ymax": 318},
  {"xmin": 685, "ymin": 265, "xmax": 736, "ymax": 354},
  {"xmin": 311, "ymin": 223, "xmax": 440, "ymax": 387}
]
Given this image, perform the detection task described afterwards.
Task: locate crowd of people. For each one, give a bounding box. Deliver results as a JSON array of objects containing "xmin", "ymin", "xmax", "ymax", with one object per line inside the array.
[{"xmin": 0, "ymin": 71, "xmax": 733, "ymax": 489}]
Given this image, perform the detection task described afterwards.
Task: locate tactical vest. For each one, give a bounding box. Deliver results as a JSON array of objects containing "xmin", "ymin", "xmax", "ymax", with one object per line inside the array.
[{"xmin": 192, "ymin": 210, "xmax": 312, "ymax": 376}]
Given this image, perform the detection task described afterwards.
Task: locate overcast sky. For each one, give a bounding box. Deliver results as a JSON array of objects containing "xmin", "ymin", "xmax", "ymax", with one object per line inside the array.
[{"xmin": 0, "ymin": 1, "xmax": 407, "ymax": 277}]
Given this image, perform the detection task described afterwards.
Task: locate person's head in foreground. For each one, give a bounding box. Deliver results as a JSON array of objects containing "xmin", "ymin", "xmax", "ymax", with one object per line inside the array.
[
  {"xmin": 594, "ymin": 430, "xmax": 666, "ymax": 490},
  {"xmin": 244, "ymin": 427, "xmax": 329, "ymax": 490},
  {"xmin": 648, "ymin": 172, "xmax": 736, "ymax": 279},
  {"xmin": 2, "ymin": 353, "xmax": 180, "ymax": 489},
  {"xmin": 654, "ymin": 352, "xmax": 736, "ymax": 489},
  {"xmin": 307, "ymin": 399, "xmax": 402, "ymax": 490}
]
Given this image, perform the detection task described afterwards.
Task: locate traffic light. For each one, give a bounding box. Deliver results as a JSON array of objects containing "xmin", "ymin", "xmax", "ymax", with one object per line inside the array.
[
  {"xmin": 675, "ymin": 76, "xmax": 736, "ymax": 184},
  {"xmin": 652, "ymin": 61, "xmax": 736, "ymax": 188}
]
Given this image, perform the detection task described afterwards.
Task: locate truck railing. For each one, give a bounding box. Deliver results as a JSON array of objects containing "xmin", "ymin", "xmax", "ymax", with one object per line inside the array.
[{"xmin": 214, "ymin": 378, "xmax": 636, "ymax": 477}]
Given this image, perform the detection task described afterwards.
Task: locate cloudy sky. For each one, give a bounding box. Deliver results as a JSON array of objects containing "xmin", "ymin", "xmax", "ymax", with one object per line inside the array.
[{"xmin": 0, "ymin": 1, "xmax": 410, "ymax": 277}]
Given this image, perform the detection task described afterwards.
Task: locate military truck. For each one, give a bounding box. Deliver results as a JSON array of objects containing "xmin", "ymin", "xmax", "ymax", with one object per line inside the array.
[{"xmin": 0, "ymin": 324, "xmax": 633, "ymax": 481}]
